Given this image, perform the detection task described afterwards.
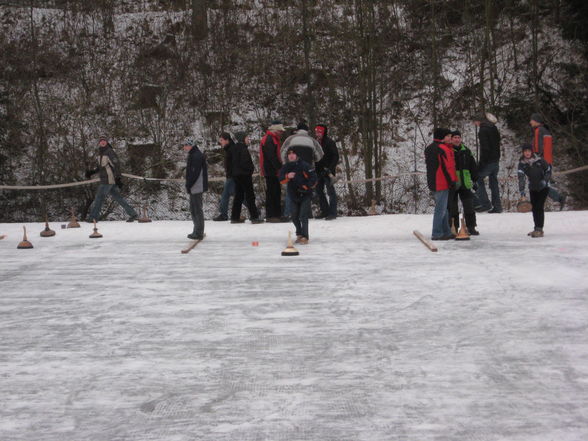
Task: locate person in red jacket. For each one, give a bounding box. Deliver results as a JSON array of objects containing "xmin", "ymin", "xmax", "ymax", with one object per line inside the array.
[
  {"xmin": 425, "ymin": 128, "xmax": 458, "ymax": 240},
  {"xmin": 260, "ymin": 121, "xmax": 285, "ymax": 222}
]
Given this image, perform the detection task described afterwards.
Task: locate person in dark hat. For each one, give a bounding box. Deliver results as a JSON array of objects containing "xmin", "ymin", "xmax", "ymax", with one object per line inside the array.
[
  {"xmin": 260, "ymin": 121, "xmax": 285, "ymax": 222},
  {"xmin": 229, "ymin": 132, "xmax": 263, "ymax": 224},
  {"xmin": 472, "ymin": 113, "xmax": 502, "ymax": 213},
  {"xmin": 279, "ymin": 147, "xmax": 318, "ymax": 244},
  {"xmin": 449, "ymin": 130, "xmax": 479, "ymax": 235},
  {"xmin": 425, "ymin": 128, "xmax": 457, "ymax": 240},
  {"xmin": 314, "ymin": 124, "xmax": 339, "ymax": 220},
  {"xmin": 184, "ymin": 137, "xmax": 208, "ymax": 240},
  {"xmin": 213, "ymin": 132, "xmax": 236, "ymax": 222},
  {"xmin": 85, "ymin": 136, "xmax": 139, "ymax": 222},
  {"xmin": 518, "ymin": 143, "xmax": 551, "ymax": 237},
  {"xmin": 529, "ymin": 113, "xmax": 567, "ymax": 210}
]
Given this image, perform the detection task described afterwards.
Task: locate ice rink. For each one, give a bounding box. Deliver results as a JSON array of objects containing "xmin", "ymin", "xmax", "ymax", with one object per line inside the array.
[{"xmin": 1, "ymin": 212, "xmax": 587, "ymax": 441}]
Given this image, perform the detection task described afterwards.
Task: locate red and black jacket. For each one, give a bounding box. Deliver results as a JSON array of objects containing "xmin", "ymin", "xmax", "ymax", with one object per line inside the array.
[
  {"xmin": 259, "ymin": 131, "xmax": 282, "ymax": 177},
  {"xmin": 425, "ymin": 140, "xmax": 457, "ymax": 191}
]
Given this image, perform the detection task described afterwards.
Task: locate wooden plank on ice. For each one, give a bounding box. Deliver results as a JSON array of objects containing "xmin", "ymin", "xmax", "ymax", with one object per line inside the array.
[{"xmin": 413, "ymin": 230, "xmax": 438, "ymax": 252}]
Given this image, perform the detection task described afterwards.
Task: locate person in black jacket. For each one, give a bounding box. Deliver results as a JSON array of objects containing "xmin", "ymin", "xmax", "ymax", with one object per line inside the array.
[
  {"xmin": 213, "ymin": 132, "xmax": 235, "ymax": 221},
  {"xmin": 260, "ymin": 121, "xmax": 285, "ymax": 222},
  {"xmin": 86, "ymin": 136, "xmax": 138, "ymax": 222},
  {"xmin": 472, "ymin": 113, "xmax": 502, "ymax": 213},
  {"xmin": 518, "ymin": 144, "xmax": 551, "ymax": 238},
  {"xmin": 314, "ymin": 124, "xmax": 339, "ymax": 220},
  {"xmin": 279, "ymin": 147, "xmax": 318, "ymax": 244},
  {"xmin": 184, "ymin": 137, "xmax": 208, "ymax": 240},
  {"xmin": 448, "ymin": 130, "xmax": 479, "ymax": 235},
  {"xmin": 229, "ymin": 132, "xmax": 263, "ymax": 224}
]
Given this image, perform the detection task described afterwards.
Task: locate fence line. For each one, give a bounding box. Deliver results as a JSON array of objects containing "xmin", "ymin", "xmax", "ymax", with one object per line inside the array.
[{"xmin": 2, "ymin": 164, "xmax": 585, "ymax": 191}]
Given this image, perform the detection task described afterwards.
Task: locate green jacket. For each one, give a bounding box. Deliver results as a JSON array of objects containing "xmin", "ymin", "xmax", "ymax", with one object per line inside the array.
[{"xmin": 452, "ymin": 144, "xmax": 478, "ymax": 190}]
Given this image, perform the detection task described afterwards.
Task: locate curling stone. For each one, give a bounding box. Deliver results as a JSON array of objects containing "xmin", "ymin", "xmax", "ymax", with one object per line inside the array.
[
  {"xmin": 40, "ymin": 216, "xmax": 56, "ymax": 237},
  {"xmin": 517, "ymin": 199, "xmax": 532, "ymax": 213},
  {"xmin": 281, "ymin": 231, "xmax": 299, "ymax": 256},
  {"xmin": 67, "ymin": 207, "xmax": 80, "ymax": 228},
  {"xmin": 455, "ymin": 217, "xmax": 471, "ymax": 241},
  {"xmin": 89, "ymin": 220, "xmax": 103, "ymax": 239},
  {"xmin": 17, "ymin": 226, "xmax": 34, "ymax": 249},
  {"xmin": 138, "ymin": 205, "xmax": 152, "ymax": 223}
]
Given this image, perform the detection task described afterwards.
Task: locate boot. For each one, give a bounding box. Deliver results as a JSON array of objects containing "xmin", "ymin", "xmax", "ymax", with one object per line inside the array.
[
  {"xmin": 213, "ymin": 214, "xmax": 228, "ymax": 221},
  {"xmin": 467, "ymin": 227, "xmax": 480, "ymax": 236},
  {"xmin": 530, "ymin": 227, "xmax": 544, "ymax": 238}
]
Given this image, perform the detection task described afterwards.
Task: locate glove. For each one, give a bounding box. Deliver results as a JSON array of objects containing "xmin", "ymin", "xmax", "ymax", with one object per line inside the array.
[
  {"xmin": 472, "ymin": 182, "xmax": 478, "ymax": 192},
  {"xmin": 539, "ymin": 179, "xmax": 546, "ymax": 189},
  {"xmin": 115, "ymin": 177, "xmax": 123, "ymax": 190},
  {"xmin": 85, "ymin": 168, "xmax": 98, "ymax": 179}
]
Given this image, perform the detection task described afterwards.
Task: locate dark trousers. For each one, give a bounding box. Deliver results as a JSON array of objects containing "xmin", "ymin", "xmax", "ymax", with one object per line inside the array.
[
  {"xmin": 89, "ymin": 184, "xmax": 137, "ymax": 221},
  {"xmin": 474, "ymin": 161, "xmax": 502, "ymax": 211},
  {"xmin": 264, "ymin": 176, "xmax": 281, "ymax": 218},
  {"xmin": 316, "ymin": 174, "xmax": 337, "ymax": 217},
  {"xmin": 449, "ymin": 187, "xmax": 476, "ymax": 231},
  {"xmin": 292, "ymin": 192, "xmax": 312, "ymax": 239},
  {"xmin": 530, "ymin": 187, "xmax": 549, "ymax": 229},
  {"xmin": 190, "ymin": 192, "xmax": 205, "ymax": 237},
  {"xmin": 232, "ymin": 175, "xmax": 259, "ymax": 220}
]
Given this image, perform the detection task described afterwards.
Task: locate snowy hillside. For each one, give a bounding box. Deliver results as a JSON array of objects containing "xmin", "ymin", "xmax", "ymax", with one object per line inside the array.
[{"xmin": 1, "ymin": 212, "xmax": 587, "ymax": 440}]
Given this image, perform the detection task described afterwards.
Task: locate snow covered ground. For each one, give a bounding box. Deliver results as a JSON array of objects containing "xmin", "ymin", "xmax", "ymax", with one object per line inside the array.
[{"xmin": 1, "ymin": 212, "xmax": 587, "ymax": 441}]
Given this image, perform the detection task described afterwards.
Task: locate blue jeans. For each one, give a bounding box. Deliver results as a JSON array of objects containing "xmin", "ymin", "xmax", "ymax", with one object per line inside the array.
[
  {"xmin": 432, "ymin": 190, "xmax": 451, "ymax": 239},
  {"xmin": 316, "ymin": 174, "xmax": 337, "ymax": 217},
  {"xmin": 89, "ymin": 184, "xmax": 137, "ymax": 221},
  {"xmin": 219, "ymin": 178, "xmax": 235, "ymax": 217},
  {"xmin": 474, "ymin": 161, "xmax": 502, "ymax": 211},
  {"xmin": 291, "ymin": 193, "xmax": 312, "ymax": 239}
]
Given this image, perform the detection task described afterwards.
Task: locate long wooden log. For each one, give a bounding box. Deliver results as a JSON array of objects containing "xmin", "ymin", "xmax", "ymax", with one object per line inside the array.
[{"xmin": 413, "ymin": 230, "xmax": 438, "ymax": 252}]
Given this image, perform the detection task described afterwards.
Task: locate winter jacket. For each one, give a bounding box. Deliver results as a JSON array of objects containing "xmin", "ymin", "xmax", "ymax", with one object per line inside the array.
[
  {"xmin": 452, "ymin": 143, "xmax": 478, "ymax": 190},
  {"xmin": 478, "ymin": 121, "xmax": 501, "ymax": 167},
  {"xmin": 532, "ymin": 125, "xmax": 551, "ymax": 156},
  {"xmin": 279, "ymin": 159, "xmax": 318, "ymax": 202},
  {"xmin": 185, "ymin": 146, "xmax": 208, "ymax": 194},
  {"xmin": 229, "ymin": 142, "xmax": 255, "ymax": 176},
  {"xmin": 280, "ymin": 130, "xmax": 324, "ymax": 166},
  {"xmin": 518, "ymin": 153, "xmax": 551, "ymax": 194},
  {"xmin": 260, "ymin": 131, "xmax": 282, "ymax": 177},
  {"xmin": 315, "ymin": 131, "xmax": 339, "ymax": 176},
  {"xmin": 97, "ymin": 144, "xmax": 121, "ymax": 185},
  {"xmin": 222, "ymin": 140, "xmax": 235, "ymax": 178},
  {"xmin": 425, "ymin": 140, "xmax": 457, "ymax": 192}
]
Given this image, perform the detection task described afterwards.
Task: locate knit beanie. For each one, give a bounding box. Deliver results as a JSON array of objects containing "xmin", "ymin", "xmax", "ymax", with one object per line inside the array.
[
  {"xmin": 530, "ymin": 113, "xmax": 544, "ymax": 124},
  {"xmin": 451, "ymin": 130, "xmax": 461, "ymax": 137},
  {"xmin": 433, "ymin": 128, "xmax": 451, "ymax": 140},
  {"xmin": 219, "ymin": 132, "xmax": 232, "ymax": 142},
  {"xmin": 297, "ymin": 121, "xmax": 309, "ymax": 131},
  {"xmin": 521, "ymin": 143, "xmax": 533, "ymax": 152},
  {"xmin": 235, "ymin": 131, "xmax": 247, "ymax": 143}
]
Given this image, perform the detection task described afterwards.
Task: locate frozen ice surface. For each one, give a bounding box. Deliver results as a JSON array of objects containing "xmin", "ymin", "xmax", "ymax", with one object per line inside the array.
[{"xmin": 1, "ymin": 212, "xmax": 587, "ymax": 441}]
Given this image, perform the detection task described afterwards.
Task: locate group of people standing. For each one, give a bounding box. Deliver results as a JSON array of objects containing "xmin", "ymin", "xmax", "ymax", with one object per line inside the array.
[
  {"xmin": 84, "ymin": 112, "xmax": 564, "ymax": 244},
  {"xmin": 425, "ymin": 112, "xmax": 565, "ymax": 240},
  {"xmin": 186, "ymin": 121, "xmax": 340, "ymax": 244}
]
